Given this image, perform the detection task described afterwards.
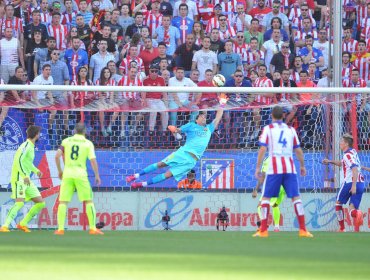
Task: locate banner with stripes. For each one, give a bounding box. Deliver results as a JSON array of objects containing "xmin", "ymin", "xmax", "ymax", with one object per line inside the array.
[{"xmin": 201, "ymin": 159, "xmax": 235, "ymax": 189}]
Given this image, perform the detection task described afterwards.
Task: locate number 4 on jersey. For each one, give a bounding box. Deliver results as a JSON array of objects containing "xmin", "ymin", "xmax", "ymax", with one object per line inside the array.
[{"xmin": 278, "ymin": 131, "xmax": 287, "ymax": 147}]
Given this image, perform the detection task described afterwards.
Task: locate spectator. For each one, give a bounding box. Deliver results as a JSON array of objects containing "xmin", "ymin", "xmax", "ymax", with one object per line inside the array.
[
  {"xmin": 196, "ymin": 0, "xmax": 214, "ymax": 29},
  {"xmin": 205, "ymin": 3, "xmax": 223, "ymax": 34},
  {"xmin": 218, "ymin": 40, "xmax": 242, "ymax": 78},
  {"xmin": 161, "ymin": 69, "xmax": 171, "ymax": 86},
  {"xmin": 189, "ymin": 69, "xmax": 200, "ymax": 84},
  {"xmin": 197, "ymin": 69, "xmax": 218, "ymax": 109},
  {"xmin": 139, "ymin": 37, "xmax": 160, "ymax": 75},
  {"xmin": 298, "ymin": 35, "xmax": 324, "ymax": 77},
  {"xmin": 351, "ymin": 39, "xmax": 370, "ymax": 81},
  {"xmin": 125, "ymin": 12, "xmax": 147, "ymax": 42},
  {"xmin": 294, "ymin": 17, "xmax": 318, "ymax": 53},
  {"xmin": 233, "ymin": 31, "xmax": 249, "ymax": 59},
  {"xmin": 191, "ymin": 21, "xmax": 205, "ymax": 46},
  {"xmin": 209, "ymin": 27, "xmax": 225, "ymax": 54},
  {"xmin": 173, "ymin": 33, "xmax": 200, "ymax": 75},
  {"xmin": 47, "ymin": 13, "xmax": 68, "ymax": 51},
  {"xmin": 216, "ymin": 206, "xmax": 229, "ymax": 231},
  {"xmin": 66, "ymin": 27, "xmax": 85, "ymax": 50},
  {"xmin": 314, "ymin": 28, "xmax": 331, "ymax": 72},
  {"xmin": 39, "ymin": 0, "xmax": 52, "ymax": 25},
  {"xmin": 177, "ymin": 169, "xmax": 202, "ymax": 189},
  {"xmin": 119, "ymin": 45, "xmax": 144, "ymax": 76},
  {"xmin": 290, "ymin": 55, "xmax": 304, "ymax": 83},
  {"xmin": 168, "ymin": 67, "xmax": 198, "ymax": 126},
  {"xmin": 173, "ymin": 0, "xmax": 198, "ymax": 19},
  {"xmin": 25, "ymin": 28, "xmax": 47, "ymax": 81},
  {"xmin": 244, "ymin": 18, "xmax": 263, "ymax": 49},
  {"xmin": 34, "ymin": 37, "xmax": 58, "ymax": 76},
  {"xmin": 142, "ymin": 64, "xmax": 169, "ymax": 136},
  {"xmin": 151, "ymin": 42, "xmax": 176, "ymax": 71},
  {"xmin": 1, "ymin": 4, "xmax": 24, "ymax": 48},
  {"xmin": 32, "ymin": 64, "xmax": 54, "ymax": 107},
  {"xmin": 217, "ymin": 14, "xmax": 236, "ymax": 42},
  {"xmin": 160, "ymin": 0, "xmax": 174, "ymax": 17},
  {"xmin": 249, "ymin": 0, "xmax": 272, "ymax": 29},
  {"xmin": 154, "ymin": 14, "xmax": 181, "ymax": 56},
  {"xmin": 291, "ymin": 3, "xmax": 316, "ymax": 37},
  {"xmin": 89, "ymin": 39, "xmax": 115, "ymax": 83},
  {"xmin": 192, "ymin": 36, "xmax": 218, "ymax": 81},
  {"xmin": 118, "ymin": 4, "xmax": 134, "ymax": 39},
  {"xmin": 243, "ymin": 37, "xmax": 264, "ymax": 77},
  {"xmin": 14, "ymin": 0, "xmax": 32, "ymax": 27},
  {"xmin": 263, "ymin": 17, "xmax": 290, "ymax": 42},
  {"xmin": 232, "ymin": 2, "xmax": 252, "ymax": 32},
  {"xmin": 5, "ymin": 66, "xmax": 26, "ymax": 105},
  {"xmin": 262, "ymin": 1, "xmax": 289, "ymax": 36},
  {"xmin": 105, "ymin": 9, "xmax": 124, "ymax": 47},
  {"xmin": 61, "ymin": 0, "xmax": 77, "ymax": 29},
  {"xmin": 308, "ymin": 62, "xmax": 320, "ymax": 84},
  {"xmin": 24, "ymin": 10, "xmax": 49, "ymax": 48},
  {"xmin": 75, "ymin": 14, "xmax": 92, "ymax": 51},
  {"xmin": 107, "ymin": 60, "xmax": 122, "ymax": 83},
  {"xmin": 270, "ymin": 42, "xmax": 295, "ymax": 74},
  {"xmin": 91, "ymin": 24, "xmax": 116, "ymax": 56},
  {"xmin": 341, "ymin": 51, "xmax": 355, "ymax": 81},
  {"xmin": 342, "ymin": 26, "xmax": 358, "ymax": 53},
  {"xmin": 0, "ymin": 27, "xmax": 24, "ymax": 83},
  {"xmin": 172, "ymin": 3, "xmax": 194, "ymax": 44},
  {"xmin": 95, "ymin": 67, "xmax": 116, "ymax": 137},
  {"xmin": 71, "ymin": 0, "xmax": 93, "ymax": 28},
  {"xmin": 261, "ymin": 28, "xmax": 283, "ymax": 74},
  {"xmin": 64, "ymin": 37, "xmax": 88, "ymax": 81}
]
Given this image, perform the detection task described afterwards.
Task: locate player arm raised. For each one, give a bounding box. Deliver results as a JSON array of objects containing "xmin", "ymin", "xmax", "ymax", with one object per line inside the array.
[
  {"xmin": 322, "ymin": 158, "xmax": 342, "ymax": 167},
  {"xmin": 212, "ymin": 108, "xmax": 224, "ymax": 128}
]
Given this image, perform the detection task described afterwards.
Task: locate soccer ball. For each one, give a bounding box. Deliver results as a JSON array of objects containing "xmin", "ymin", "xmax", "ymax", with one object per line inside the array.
[{"xmin": 212, "ymin": 74, "xmax": 226, "ymax": 87}]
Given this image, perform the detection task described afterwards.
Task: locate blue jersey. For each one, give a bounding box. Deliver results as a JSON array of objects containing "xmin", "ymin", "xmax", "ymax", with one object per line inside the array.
[
  {"xmin": 180, "ymin": 122, "xmax": 215, "ymax": 159},
  {"xmin": 64, "ymin": 48, "xmax": 89, "ymax": 80},
  {"xmin": 171, "ymin": 16, "xmax": 194, "ymax": 42}
]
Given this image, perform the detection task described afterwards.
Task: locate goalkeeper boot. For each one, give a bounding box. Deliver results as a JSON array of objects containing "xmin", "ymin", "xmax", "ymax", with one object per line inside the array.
[
  {"xmin": 54, "ymin": 229, "xmax": 65, "ymax": 235},
  {"xmin": 299, "ymin": 230, "xmax": 313, "ymax": 238},
  {"xmin": 89, "ymin": 228, "xmax": 104, "ymax": 235},
  {"xmin": 16, "ymin": 224, "xmax": 31, "ymax": 233},
  {"xmin": 0, "ymin": 226, "xmax": 10, "ymax": 232},
  {"xmin": 131, "ymin": 182, "xmax": 143, "ymax": 188},
  {"xmin": 354, "ymin": 210, "xmax": 363, "ymax": 228},
  {"xmin": 252, "ymin": 230, "xmax": 268, "ymax": 238},
  {"xmin": 126, "ymin": 175, "xmax": 136, "ymax": 183}
]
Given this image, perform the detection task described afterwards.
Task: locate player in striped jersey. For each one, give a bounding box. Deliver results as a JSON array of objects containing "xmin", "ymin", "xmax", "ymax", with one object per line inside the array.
[
  {"xmin": 0, "ymin": 126, "xmax": 46, "ymax": 233},
  {"xmin": 323, "ymin": 134, "xmax": 365, "ymax": 232},
  {"xmin": 253, "ymin": 156, "xmax": 286, "ymax": 232},
  {"xmin": 253, "ymin": 106, "xmax": 313, "ymax": 238}
]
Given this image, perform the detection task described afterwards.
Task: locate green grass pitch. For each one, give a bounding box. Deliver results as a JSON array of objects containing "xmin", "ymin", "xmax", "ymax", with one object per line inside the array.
[{"xmin": 0, "ymin": 231, "xmax": 369, "ymax": 280}]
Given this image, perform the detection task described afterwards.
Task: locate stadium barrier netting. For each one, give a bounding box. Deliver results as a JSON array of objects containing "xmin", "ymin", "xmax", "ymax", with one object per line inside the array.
[{"xmin": 0, "ymin": 85, "xmax": 369, "ymax": 231}]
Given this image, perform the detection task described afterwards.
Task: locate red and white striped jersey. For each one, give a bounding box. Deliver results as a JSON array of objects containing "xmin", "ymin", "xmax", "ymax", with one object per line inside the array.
[
  {"xmin": 197, "ymin": 3, "xmax": 214, "ymax": 27},
  {"xmin": 119, "ymin": 55, "xmax": 144, "ymax": 75},
  {"xmin": 251, "ymin": 0, "xmax": 288, "ymax": 13},
  {"xmin": 0, "ymin": 17, "xmax": 24, "ymax": 38},
  {"xmin": 218, "ymin": 26, "xmax": 236, "ymax": 41},
  {"xmin": 291, "ymin": 16, "xmax": 316, "ymax": 32},
  {"xmin": 254, "ymin": 77, "xmax": 274, "ymax": 104},
  {"xmin": 47, "ymin": 24, "xmax": 68, "ymax": 50},
  {"xmin": 233, "ymin": 42, "xmax": 249, "ymax": 58},
  {"xmin": 361, "ymin": 16, "xmax": 370, "ymax": 29},
  {"xmin": 289, "ymin": 5, "xmax": 314, "ymax": 22},
  {"xmin": 342, "ymin": 39, "xmax": 358, "ymax": 53},
  {"xmin": 62, "ymin": 11, "xmax": 77, "ymax": 27},
  {"xmin": 194, "ymin": 37, "xmax": 202, "ymax": 46},
  {"xmin": 117, "ymin": 75, "xmax": 143, "ymax": 99},
  {"xmin": 352, "ymin": 55, "xmax": 370, "ymax": 81},
  {"xmin": 144, "ymin": 12, "xmax": 162, "ymax": 37},
  {"xmin": 356, "ymin": 4, "xmax": 368, "ymax": 29},
  {"xmin": 40, "ymin": 12, "xmax": 52, "ymax": 25},
  {"xmin": 360, "ymin": 25, "xmax": 370, "ymax": 41},
  {"xmin": 342, "ymin": 78, "xmax": 367, "ymax": 103},
  {"xmin": 294, "ymin": 29, "xmax": 318, "ymax": 42},
  {"xmin": 206, "ymin": 16, "xmax": 220, "ymax": 34},
  {"xmin": 341, "ymin": 64, "xmax": 355, "ymax": 81},
  {"xmin": 71, "ymin": 79, "xmax": 94, "ymax": 100},
  {"xmin": 290, "ymin": 70, "xmax": 300, "ymax": 83},
  {"xmin": 342, "ymin": 148, "xmax": 364, "ymax": 184},
  {"xmin": 242, "ymin": 49, "xmax": 264, "ymax": 73},
  {"xmin": 95, "ymin": 78, "xmax": 116, "ymax": 99},
  {"xmin": 214, "ymin": 0, "xmax": 237, "ymax": 22},
  {"xmin": 122, "ymin": 42, "xmax": 145, "ymax": 56},
  {"xmin": 259, "ymin": 122, "xmax": 300, "ymax": 175}
]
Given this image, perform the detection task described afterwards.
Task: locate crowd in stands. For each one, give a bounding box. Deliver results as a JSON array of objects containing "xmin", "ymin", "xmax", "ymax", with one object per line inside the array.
[{"xmin": 0, "ymin": 0, "xmax": 369, "ymax": 149}]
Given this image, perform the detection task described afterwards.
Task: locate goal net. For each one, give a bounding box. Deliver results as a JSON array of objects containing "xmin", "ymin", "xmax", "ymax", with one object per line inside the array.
[{"xmin": 0, "ymin": 85, "xmax": 369, "ymax": 232}]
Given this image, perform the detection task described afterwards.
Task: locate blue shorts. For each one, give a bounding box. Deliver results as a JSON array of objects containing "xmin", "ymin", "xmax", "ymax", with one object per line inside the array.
[
  {"xmin": 162, "ymin": 148, "xmax": 197, "ymax": 181},
  {"xmin": 337, "ymin": 182, "xmax": 365, "ymax": 209},
  {"xmin": 262, "ymin": 173, "xmax": 299, "ymax": 199}
]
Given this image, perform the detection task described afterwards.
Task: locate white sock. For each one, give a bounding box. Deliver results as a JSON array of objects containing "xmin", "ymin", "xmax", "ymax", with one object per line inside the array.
[
  {"xmin": 134, "ymin": 173, "xmax": 140, "ymax": 178},
  {"xmin": 142, "ymin": 182, "xmax": 148, "ymax": 187}
]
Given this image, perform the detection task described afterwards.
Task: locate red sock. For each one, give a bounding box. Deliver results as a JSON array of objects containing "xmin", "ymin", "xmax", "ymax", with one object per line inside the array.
[
  {"xmin": 335, "ymin": 205, "xmax": 345, "ymax": 230},
  {"xmin": 260, "ymin": 201, "xmax": 270, "ymax": 232},
  {"xmin": 350, "ymin": 209, "xmax": 358, "ymax": 218},
  {"xmin": 294, "ymin": 200, "xmax": 306, "ymax": 231}
]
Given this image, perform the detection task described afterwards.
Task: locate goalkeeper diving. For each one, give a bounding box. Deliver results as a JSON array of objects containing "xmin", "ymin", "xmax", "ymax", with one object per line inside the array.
[
  {"xmin": 252, "ymin": 156, "xmax": 286, "ymax": 232},
  {"xmin": 126, "ymin": 108, "xmax": 224, "ymax": 188}
]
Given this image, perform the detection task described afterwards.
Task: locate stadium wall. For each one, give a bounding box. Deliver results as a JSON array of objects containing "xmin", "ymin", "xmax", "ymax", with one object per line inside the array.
[{"xmin": 0, "ymin": 192, "xmax": 369, "ymax": 232}]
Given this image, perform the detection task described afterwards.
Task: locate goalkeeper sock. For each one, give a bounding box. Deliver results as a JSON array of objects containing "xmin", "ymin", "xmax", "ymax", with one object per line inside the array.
[
  {"xmin": 20, "ymin": 202, "xmax": 45, "ymax": 226},
  {"xmin": 4, "ymin": 201, "xmax": 24, "ymax": 227},
  {"xmin": 335, "ymin": 204, "xmax": 345, "ymax": 230},
  {"xmin": 57, "ymin": 203, "xmax": 67, "ymax": 231},
  {"xmin": 259, "ymin": 201, "xmax": 270, "ymax": 232},
  {"xmin": 272, "ymin": 206, "xmax": 281, "ymax": 227},
  {"xmin": 293, "ymin": 199, "xmax": 307, "ymax": 231},
  {"xmin": 86, "ymin": 202, "xmax": 96, "ymax": 230},
  {"xmin": 140, "ymin": 163, "xmax": 159, "ymax": 176},
  {"xmin": 147, "ymin": 173, "xmax": 167, "ymax": 185}
]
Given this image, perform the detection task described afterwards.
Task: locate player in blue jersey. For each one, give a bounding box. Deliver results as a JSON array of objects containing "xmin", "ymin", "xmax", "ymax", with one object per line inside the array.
[
  {"xmin": 126, "ymin": 109, "xmax": 224, "ymax": 188},
  {"xmin": 323, "ymin": 133, "xmax": 365, "ymax": 232}
]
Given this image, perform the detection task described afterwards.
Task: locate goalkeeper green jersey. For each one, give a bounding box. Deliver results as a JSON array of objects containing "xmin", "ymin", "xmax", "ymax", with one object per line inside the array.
[
  {"xmin": 11, "ymin": 139, "xmax": 39, "ymax": 181},
  {"xmin": 61, "ymin": 134, "xmax": 96, "ymax": 179}
]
